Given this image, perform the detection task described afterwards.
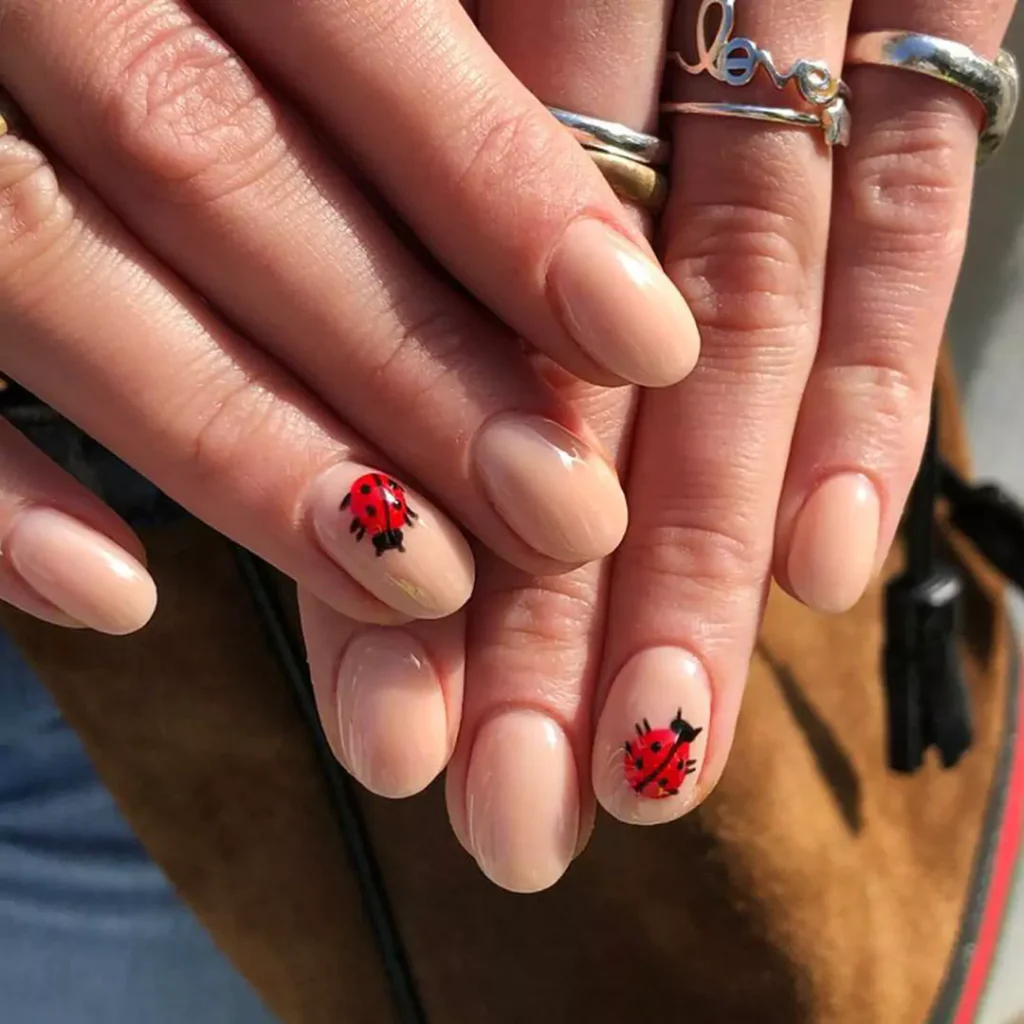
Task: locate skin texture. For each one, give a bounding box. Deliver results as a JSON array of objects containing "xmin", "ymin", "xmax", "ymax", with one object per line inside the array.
[
  {"xmin": 0, "ymin": 0, "xmax": 704, "ymax": 626},
  {"xmin": 0, "ymin": 0, "xmax": 1016, "ymax": 889},
  {"xmin": 308, "ymin": 0, "xmax": 1019, "ymax": 892}
]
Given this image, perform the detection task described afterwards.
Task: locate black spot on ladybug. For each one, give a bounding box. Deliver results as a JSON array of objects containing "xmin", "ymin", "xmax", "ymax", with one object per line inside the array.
[
  {"xmin": 633, "ymin": 758, "xmax": 644, "ymax": 770},
  {"xmin": 659, "ymin": 777, "xmax": 670, "ymax": 789},
  {"xmin": 360, "ymin": 484, "xmax": 371, "ymax": 494},
  {"xmin": 676, "ymin": 760, "xmax": 685, "ymax": 771},
  {"xmin": 389, "ymin": 479, "xmax": 400, "ymax": 489},
  {"xmin": 650, "ymin": 741, "xmax": 663, "ymax": 754},
  {"xmin": 365, "ymin": 504, "xmax": 377, "ymax": 517}
]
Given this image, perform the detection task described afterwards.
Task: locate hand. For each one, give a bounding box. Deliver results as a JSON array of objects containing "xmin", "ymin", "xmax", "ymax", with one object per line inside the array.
[
  {"xmin": 305, "ymin": 0, "xmax": 1018, "ymax": 891},
  {"xmin": 0, "ymin": 0, "xmax": 701, "ymax": 627}
]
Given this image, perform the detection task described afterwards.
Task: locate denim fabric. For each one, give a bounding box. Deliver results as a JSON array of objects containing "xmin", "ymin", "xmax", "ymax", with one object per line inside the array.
[{"xmin": 0, "ymin": 630, "xmax": 279, "ymax": 1024}]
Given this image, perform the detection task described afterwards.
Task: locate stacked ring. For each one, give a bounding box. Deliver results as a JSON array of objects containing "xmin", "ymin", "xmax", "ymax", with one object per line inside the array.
[{"xmin": 547, "ymin": 106, "xmax": 670, "ymax": 213}]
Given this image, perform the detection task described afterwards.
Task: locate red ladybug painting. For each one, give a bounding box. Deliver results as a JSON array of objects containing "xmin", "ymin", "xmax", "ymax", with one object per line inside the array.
[
  {"xmin": 623, "ymin": 711, "xmax": 703, "ymax": 799},
  {"xmin": 341, "ymin": 473, "xmax": 418, "ymax": 556}
]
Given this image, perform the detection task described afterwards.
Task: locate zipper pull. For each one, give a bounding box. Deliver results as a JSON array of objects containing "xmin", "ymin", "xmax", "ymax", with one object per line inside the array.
[{"xmin": 941, "ymin": 462, "xmax": 1024, "ymax": 591}]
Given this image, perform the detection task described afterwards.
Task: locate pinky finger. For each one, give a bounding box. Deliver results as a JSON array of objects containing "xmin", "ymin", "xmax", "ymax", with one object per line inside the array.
[{"xmin": 0, "ymin": 410, "xmax": 156, "ymax": 633}]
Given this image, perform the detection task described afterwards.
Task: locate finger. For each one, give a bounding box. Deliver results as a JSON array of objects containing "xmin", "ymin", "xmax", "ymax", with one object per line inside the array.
[
  {"xmin": 194, "ymin": 0, "xmax": 700, "ymax": 388},
  {"xmin": 0, "ymin": 135, "xmax": 471, "ymax": 622},
  {"xmin": 776, "ymin": 0, "xmax": 1017, "ymax": 613},
  {"xmin": 0, "ymin": 0, "xmax": 627, "ymax": 571},
  {"xmin": 301, "ymin": 588, "xmax": 465, "ymax": 799},
  {"xmin": 0, "ymin": 413, "xmax": 155, "ymax": 634},
  {"xmin": 593, "ymin": 0, "xmax": 851, "ymax": 824},
  {"xmin": 443, "ymin": 0, "xmax": 669, "ymax": 892}
]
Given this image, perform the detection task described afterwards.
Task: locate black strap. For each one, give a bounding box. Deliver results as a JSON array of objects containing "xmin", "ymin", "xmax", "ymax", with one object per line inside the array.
[{"xmin": 234, "ymin": 548, "xmax": 428, "ymax": 1024}]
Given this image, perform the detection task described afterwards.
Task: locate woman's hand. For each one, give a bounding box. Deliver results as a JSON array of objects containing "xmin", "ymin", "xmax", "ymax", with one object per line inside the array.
[
  {"xmin": 305, "ymin": 0, "xmax": 1018, "ymax": 891},
  {"xmin": 0, "ymin": 0, "xmax": 701, "ymax": 626}
]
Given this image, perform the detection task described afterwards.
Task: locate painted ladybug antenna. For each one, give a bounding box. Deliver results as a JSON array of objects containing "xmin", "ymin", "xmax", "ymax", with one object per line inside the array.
[
  {"xmin": 634, "ymin": 723, "xmax": 644, "ymax": 739},
  {"xmin": 340, "ymin": 493, "xmax": 351, "ymax": 510},
  {"xmin": 642, "ymin": 718, "xmax": 652, "ymax": 734}
]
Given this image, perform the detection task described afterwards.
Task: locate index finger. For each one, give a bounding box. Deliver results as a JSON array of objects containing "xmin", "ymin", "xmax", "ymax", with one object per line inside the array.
[{"xmin": 194, "ymin": 0, "xmax": 699, "ymax": 388}]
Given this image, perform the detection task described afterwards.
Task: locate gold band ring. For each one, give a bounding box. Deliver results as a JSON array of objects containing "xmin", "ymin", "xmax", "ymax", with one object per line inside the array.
[{"xmin": 585, "ymin": 149, "xmax": 667, "ymax": 214}]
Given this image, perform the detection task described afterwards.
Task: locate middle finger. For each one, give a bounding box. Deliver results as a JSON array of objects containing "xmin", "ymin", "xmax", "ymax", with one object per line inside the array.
[{"xmin": 594, "ymin": 0, "xmax": 852, "ymax": 823}]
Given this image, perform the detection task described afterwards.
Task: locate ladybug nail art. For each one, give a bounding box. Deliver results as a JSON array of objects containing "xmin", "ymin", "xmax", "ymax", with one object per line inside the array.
[
  {"xmin": 623, "ymin": 710, "xmax": 703, "ymax": 799},
  {"xmin": 341, "ymin": 473, "xmax": 418, "ymax": 557}
]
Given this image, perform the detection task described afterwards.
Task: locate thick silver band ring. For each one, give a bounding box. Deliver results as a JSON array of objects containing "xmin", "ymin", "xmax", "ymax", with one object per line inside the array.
[
  {"xmin": 546, "ymin": 107, "xmax": 671, "ymax": 168},
  {"xmin": 845, "ymin": 32, "xmax": 1020, "ymax": 162},
  {"xmin": 661, "ymin": 98, "xmax": 851, "ymax": 147}
]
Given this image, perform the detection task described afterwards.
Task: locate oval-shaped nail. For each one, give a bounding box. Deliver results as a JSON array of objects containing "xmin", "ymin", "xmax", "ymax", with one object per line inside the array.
[
  {"xmin": 6, "ymin": 508, "xmax": 157, "ymax": 635},
  {"xmin": 309, "ymin": 464, "xmax": 475, "ymax": 619},
  {"xmin": 593, "ymin": 647, "xmax": 711, "ymax": 826},
  {"xmin": 548, "ymin": 218, "xmax": 700, "ymax": 387},
  {"xmin": 466, "ymin": 709, "xmax": 579, "ymax": 893},
  {"xmin": 335, "ymin": 629, "xmax": 448, "ymax": 798},
  {"xmin": 787, "ymin": 473, "xmax": 881, "ymax": 614},
  {"xmin": 474, "ymin": 415, "xmax": 628, "ymax": 564}
]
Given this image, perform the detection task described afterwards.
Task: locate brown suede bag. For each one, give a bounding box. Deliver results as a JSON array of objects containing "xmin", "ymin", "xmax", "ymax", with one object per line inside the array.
[{"xmin": 1, "ymin": 358, "xmax": 1021, "ymax": 1024}]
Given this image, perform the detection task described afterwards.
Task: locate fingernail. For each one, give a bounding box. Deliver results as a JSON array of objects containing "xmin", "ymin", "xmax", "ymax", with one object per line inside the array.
[
  {"xmin": 474, "ymin": 415, "xmax": 627, "ymax": 563},
  {"xmin": 593, "ymin": 647, "xmax": 711, "ymax": 826},
  {"xmin": 787, "ymin": 473, "xmax": 881, "ymax": 614},
  {"xmin": 548, "ymin": 218, "xmax": 700, "ymax": 387},
  {"xmin": 309, "ymin": 464, "xmax": 475, "ymax": 619},
  {"xmin": 466, "ymin": 709, "xmax": 579, "ymax": 893},
  {"xmin": 6, "ymin": 509, "xmax": 157, "ymax": 635},
  {"xmin": 336, "ymin": 630, "xmax": 448, "ymax": 798}
]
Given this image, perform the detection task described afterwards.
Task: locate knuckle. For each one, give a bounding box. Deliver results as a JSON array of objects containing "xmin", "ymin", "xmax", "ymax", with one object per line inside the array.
[
  {"xmin": 666, "ymin": 196, "xmax": 817, "ymax": 337},
  {"xmin": 101, "ymin": 12, "xmax": 285, "ymax": 204},
  {"xmin": 0, "ymin": 140, "xmax": 79, "ymax": 290},
  {"xmin": 812, "ymin": 360, "xmax": 929, "ymax": 458},
  {"xmin": 455, "ymin": 99, "xmax": 554, "ymax": 198},
  {"xmin": 843, "ymin": 110, "xmax": 971, "ymax": 261},
  {"xmin": 175, "ymin": 360, "xmax": 284, "ymax": 488},
  {"xmin": 626, "ymin": 512, "xmax": 770, "ymax": 602},
  {"xmin": 363, "ymin": 296, "xmax": 483, "ymax": 417}
]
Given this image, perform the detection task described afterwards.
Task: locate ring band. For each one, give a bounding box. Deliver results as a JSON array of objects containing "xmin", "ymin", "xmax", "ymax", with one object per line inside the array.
[
  {"xmin": 845, "ymin": 32, "xmax": 1019, "ymax": 162},
  {"xmin": 547, "ymin": 106, "xmax": 670, "ymax": 168},
  {"xmin": 661, "ymin": 97, "xmax": 851, "ymax": 147},
  {"xmin": 664, "ymin": 0, "xmax": 851, "ymax": 147},
  {"xmin": 585, "ymin": 150, "xmax": 667, "ymax": 214}
]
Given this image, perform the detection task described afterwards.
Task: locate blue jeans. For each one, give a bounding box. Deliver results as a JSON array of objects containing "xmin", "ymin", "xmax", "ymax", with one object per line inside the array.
[{"xmin": 0, "ymin": 630, "xmax": 279, "ymax": 1024}]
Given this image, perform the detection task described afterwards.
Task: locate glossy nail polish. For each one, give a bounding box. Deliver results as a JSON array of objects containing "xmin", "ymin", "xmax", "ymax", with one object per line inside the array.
[
  {"xmin": 474, "ymin": 415, "xmax": 627, "ymax": 563},
  {"xmin": 335, "ymin": 629, "xmax": 448, "ymax": 798},
  {"xmin": 787, "ymin": 473, "xmax": 881, "ymax": 614},
  {"xmin": 593, "ymin": 647, "xmax": 711, "ymax": 825},
  {"xmin": 6, "ymin": 508, "xmax": 157, "ymax": 635},
  {"xmin": 465, "ymin": 709, "xmax": 579, "ymax": 893},
  {"xmin": 309, "ymin": 463, "xmax": 475, "ymax": 619},
  {"xmin": 548, "ymin": 218, "xmax": 700, "ymax": 386}
]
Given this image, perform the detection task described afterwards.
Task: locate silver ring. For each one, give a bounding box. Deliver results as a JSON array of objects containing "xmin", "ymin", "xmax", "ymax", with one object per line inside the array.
[
  {"xmin": 546, "ymin": 107, "xmax": 670, "ymax": 168},
  {"xmin": 661, "ymin": 98, "xmax": 851, "ymax": 148},
  {"xmin": 663, "ymin": 0, "xmax": 852, "ymax": 147},
  {"xmin": 845, "ymin": 32, "xmax": 1019, "ymax": 162}
]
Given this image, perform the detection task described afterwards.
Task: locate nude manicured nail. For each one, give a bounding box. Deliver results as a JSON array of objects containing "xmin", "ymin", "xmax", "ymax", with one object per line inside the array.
[
  {"xmin": 593, "ymin": 647, "xmax": 711, "ymax": 826},
  {"xmin": 6, "ymin": 509, "xmax": 156, "ymax": 635},
  {"xmin": 336, "ymin": 630, "xmax": 448, "ymax": 798},
  {"xmin": 787, "ymin": 473, "xmax": 881, "ymax": 614},
  {"xmin": 548, "ymin": 218, "xmax": 700, "ymax": 387},
  {"xmin": 474, "ymin": 415, "xmax": 627, "ymax": 563},
  {"xmin": 309, "ymin": 464, "xmax": 474, "ymax": 619},
  {"xmin": 466, "ymin": 709, "xmax": 579, "ymax": 893}
]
